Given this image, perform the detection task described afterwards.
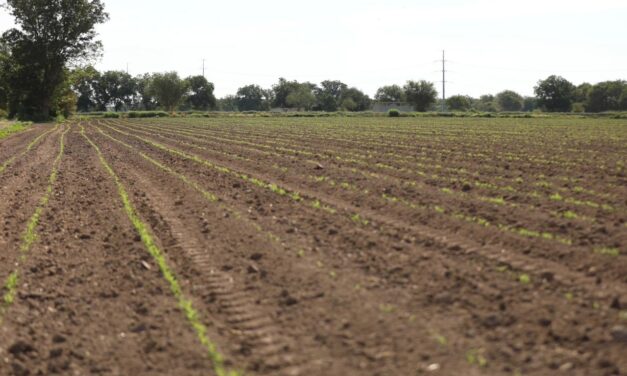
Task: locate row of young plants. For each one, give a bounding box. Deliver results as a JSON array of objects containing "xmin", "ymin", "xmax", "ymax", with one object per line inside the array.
[
  {"xmin": 91, "ymin": 122, "xmax": 607, "ymax": 376},
  {"xmin": 162, "ymin": 116, "xmax": 626, "ymax": 180},
  {"xmin": 1, "ymin": 125, "xmax": 69, "ymax": 325},
  {"xmin": 118, "ymin": 120, "xmax": 618, "ymax": 226},
  {"xmin": 99, "ymin": 121, "xmax": 627, "ymax": 374},
  {"xmin": 79, "ymin": 124, "xmax": 241, "ymax": 376},
  {"xmin": 103, "ymin": 120, "xmax": 624, "ymax": 259},
  {"xmin": 142, "ymin": 117, "xmax": 622, "ymax": 205},
  {"xmin": 0, "ymin": 124, "xmax": 60, "ymax": 175}
]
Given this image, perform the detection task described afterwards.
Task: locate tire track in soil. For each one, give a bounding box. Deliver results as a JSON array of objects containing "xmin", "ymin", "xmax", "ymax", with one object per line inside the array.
[
  {"xmin": 101, "ymin": 121, "xmax": 627, "ymax": 298},
  {"xmin": 86, "ymin": 125, "xmax": 314, "ymax": 375},
  {"xmin": 93, "ymin": 122, "xmax": 627, "ymax": 375},
  {"xmin": 1, "ymin": 124, "xmax": 219, "ymax": 375}
]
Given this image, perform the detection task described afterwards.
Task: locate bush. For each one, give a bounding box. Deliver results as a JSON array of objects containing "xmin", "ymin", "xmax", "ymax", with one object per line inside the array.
[
  {"xmin": 388, "ymin": 109, "xmax": 400, "ymax": 117},
  {"xmin": 103, "ymin": 112, "xmax": 120, "ymax": 118},
  {"xmin": 0, "ymin": 109, "xmax": 7, "ymax": 119},
  {"xmin": 128, "ymin": 111, "xmax": 169, "ymax": 118}
]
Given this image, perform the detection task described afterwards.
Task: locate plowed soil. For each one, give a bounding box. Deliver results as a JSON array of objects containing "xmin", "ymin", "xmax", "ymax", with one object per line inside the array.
[{"xmin": 1, "ymin": 117, "xmax": 625, "ymax": 376}]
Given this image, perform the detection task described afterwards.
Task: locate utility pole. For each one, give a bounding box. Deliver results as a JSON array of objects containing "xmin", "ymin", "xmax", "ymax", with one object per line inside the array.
[
  {"xmin": 441, "ymin": 50, "xmax": 446, "ymax": 112},
  {"xmin": 126, "ymin": 62, "xmax": 129, "ymax": 74},
  {"xmin": 202, "ymin": 58, "xmax": 205, "ymax": 77}
]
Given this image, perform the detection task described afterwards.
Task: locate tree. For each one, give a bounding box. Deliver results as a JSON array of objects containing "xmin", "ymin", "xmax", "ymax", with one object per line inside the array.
[
  {"xmin": 147, "ymin": 72, "xmax": 188, "ymax": 112},
  {"xmin": 534, "ymin": 75, "xmax": 575, "ymax": 112},
  {"xmin": 286, "ymin": 84, "xmax": 316, "ymax": 110},
  {"xmin": 69, "ymin": 65, "xmax": 99, "ymax": 112},
  {"xmin": 218, "ymin": 95, "xmax": 238, "ymax": 111},
  {"xmin": 446, "ymin": 95, "xmax": 471, "ymax": 111},
  {"xmin": 586, "ymin": 80, "xmax": 627, "ymax": 112},
  {"xmin": 185, "ymin": 75, "xmax": 216, "ymax": 110},
  {"xmin": 496, "ymin": 90, "xmax": 523, "ymax": 111},
  {"xmin": 272, "ymin": 78, "xmax": 304, "ymax": 108},
  {"xmin": 235, "ymin": 84, "xmax": 271, "ymax": 111},
  {"xmin": 315, "ymin": 80, "xmax": 347, "ymax": 112},
  {"xmin": 93, "ymin": 70, "xmax": 137, "ymax": 111},
  {"xmin": 340, "ymin": 87, "xmax": 371, "ymax": 111},
  {"xmin": 574, "ymin": 83, "xmax": 592, "ymax": 103},
  {"xmin": 1, "ymin": 0, "xmax": 108, "ymax": 120},
  {"xmin": 375, "ymin": 85, "xmax": 405, "ymax": 102},
  {"xmin": 472, "ymin": 95, "xmax": 497, "ymax": 112},
  {"xmin": 134, "ymin": 74, "xmax": 157, "ymax": 110},
  {"xmin": 522, "ymin": 96, "xmax": 538, "ymax": 112},
  {"xmin": 403, "ymin": 80, "xmax": 437, "ymax": 112}
]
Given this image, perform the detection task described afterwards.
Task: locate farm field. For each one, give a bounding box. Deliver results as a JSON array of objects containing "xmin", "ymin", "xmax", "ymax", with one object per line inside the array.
[{"xmin": 0, "ymin": 116, "xmax": 626, "ymax": 375}]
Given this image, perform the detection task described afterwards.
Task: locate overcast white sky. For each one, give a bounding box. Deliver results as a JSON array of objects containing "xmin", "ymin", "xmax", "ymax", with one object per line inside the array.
[{"xmin": 2, "ymin": 0, "xmax": 626, "ymax": 98}]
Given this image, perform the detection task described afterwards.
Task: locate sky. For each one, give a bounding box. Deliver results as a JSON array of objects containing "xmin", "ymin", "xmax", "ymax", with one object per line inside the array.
[{"xmin": 1, "ymin": 0, "xmax": 627, "ymax": 98}]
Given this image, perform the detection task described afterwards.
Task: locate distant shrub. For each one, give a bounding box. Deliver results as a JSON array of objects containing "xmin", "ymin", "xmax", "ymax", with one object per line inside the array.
[
  {"xmin": 103, "ymin": 112, "xmax": 120, "ymax": 118},
  {"xmin": 388, "ymin": 109, "xmax": 400, "ymax": 117},
  {"xmin": 0, "ymin": 109, "xmax": 7, "ymax": 119},
  {"xmin": 572, "ymin": 102, "xmax": 586, "ymax": 113},
  {"xmin": 128, "ymin": 111, "xmax": 169, "ymax": 118}
]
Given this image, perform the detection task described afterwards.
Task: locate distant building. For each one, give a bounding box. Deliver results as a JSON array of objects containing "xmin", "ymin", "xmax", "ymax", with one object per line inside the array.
[{"xmin": 372, "ymin": 102, "xmax": 414, "ymax": 113}]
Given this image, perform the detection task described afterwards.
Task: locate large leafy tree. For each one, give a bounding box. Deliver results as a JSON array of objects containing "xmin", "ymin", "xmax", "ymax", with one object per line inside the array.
[
  {"xmin": 374, "ymin": 85, "xmax": 405, "ymax": 102},
  {"xmin": 446, "ymin": 95, "xmax": 471, "ymax": 111},
  {"xmin": 1, "ymin": 0, "xmax": 108, "ymax": 120},
  {"xmin": 403, "ymin": 80, "xmax": 437, "ymax": 112},
  {"xmin": 286, "ymin": 84, "xmax": 316, "ymax": 110},
  {"xmin": 93, "ymin": 70, "xmax": 137, "ymax": 111},
  {"xmin": 149, "ymin": 72, "xmax": 188, "ymax": 112},
  {"xmin": 70, "ymin": 65, "xmax": 99, "ymax": 112},
  {"xmin": 586, "ymin": 80, "xmax": 627, "ymax": 112},
  {"xmin": 534, "ymin": 75, "xmax": 575, "ymax": 112},
  {"xmin": 185, "ymin": 75, "xmax": 216, "ymax": 111},
  {"xmin": 340, "ymin": 87, "xmax": 371, "ymax": 111},
  {"xmin": 496, "ymin": 90, "xmax": 523, "ymax": 111},
  {"xmin": 315, "ymin": 80, "xmax": 347, "ymax": 112},
  {"xmin": 235, "ymin": 84, "xmax": 271, "ymax": 111}
]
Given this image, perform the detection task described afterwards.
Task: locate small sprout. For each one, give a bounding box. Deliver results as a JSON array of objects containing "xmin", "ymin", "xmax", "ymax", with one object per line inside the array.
[
  {"xmin": 593, "ymin": 302, "xmax": 600, "ymax": 310},
  {"xmin": 466, "ymin": 349, "xmax": 487, "ymax": 367},
  {"xmin": 434, "ymin": 334, "xmax": 448, "ymax": 346},
  {"xmin": 496, "ymin": 265, "xmax": 508, "ymax": 273},
  {"xmin": 441, "ymin": 188, "xmax": 453, "ymax": 194},
  {"xmin": 519, "ymin": 274, "xmax": 531, "ymax": 284},
  {"xmin": 619, "ymin": 311, "xmax": 627, "ymax": 321},
  {"xmin": 550, "ymin": 193, "xmax": 563, "ymax": 201},
  {"xmin": 565, "ymin": 292, "xmax": 574, "ymax": 301},
  {"xmin": 379, "ymin": 304, "xmax": 396, "ymax": 313},
  {"xmin": 296, "ymin": 249, "xmax": 305, "ymax": 258},
  {"xmin": 434, "ymin": 206, "xmax": 445, "ymax": 214},
  {"xmin": 594, "ymin": 247, "xmax": 620, "ymax": 257},
  {"xmin": 329, "ymin": 271, "xmax": 337, "ymax": 278},
  {"xmin": 563, "ymin": 210, "xmax": 578, "ymax": 219},
  {"xmin": 316, "ymin": 261, "xmax": 324, "ymax": 268}
]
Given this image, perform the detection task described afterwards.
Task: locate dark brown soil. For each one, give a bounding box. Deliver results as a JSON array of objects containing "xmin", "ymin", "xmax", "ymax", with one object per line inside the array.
[{"xmin": 0, "ymin": 118, "xmax": 625, "ymax": 376}]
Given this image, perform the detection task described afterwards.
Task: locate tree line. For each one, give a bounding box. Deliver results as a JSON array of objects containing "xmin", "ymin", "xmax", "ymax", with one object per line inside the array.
[{"xmin": 1, "ymin": 1, "xmax": 626, "ymax": 120}]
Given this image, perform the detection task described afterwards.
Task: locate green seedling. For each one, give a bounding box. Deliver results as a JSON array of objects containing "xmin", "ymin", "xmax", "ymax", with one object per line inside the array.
[
  {"xmin": 594, "ymin": 247, "xmax": 620, "ymax": 257},
  {"xmin": 518, "ymin": 274, "xmax": 531, "ymax": 284}
]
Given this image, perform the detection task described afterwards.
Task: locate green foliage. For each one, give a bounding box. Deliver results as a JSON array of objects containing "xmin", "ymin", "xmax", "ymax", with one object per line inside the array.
[
  {"xmin": 446, "ymin": 95, "xmax": 472, "ymax": 111},
  {"xmin": 149, "ymin": 72, "xmax": 189, "ymax": 112},
  {"xmin": 286, "ymin": 84, "xmax": 317, "ymax": 110},
  {"xmin": 93, "ymin": 70, "xmax": 137, "ymax": 111},
  {"xmin": 375, "ymin": 85, "xmax": 406, "ymax": 102},
  {"xmin": 534, "ymin": 75, "xmax": 576, "ymax": 112},
  {"xmin": 103, "ymin": 112, "xmax": 120, "ymax": 118},
  {"xmin": 496, "ymin": 90, "xmax": 524, "ymax": 111},
  {"xmin": 0, "ymin": 108, "xmax": 7, "ymax": 119},
  {"xmin": 404, "ymin": 80, "xmax": 438, "ymax": 112},
  {"xmin": 235, "ymin": 84, "xmax": 271, "ymax": 111},
  {"xmin": 184, "ymin": 75, "xmax": 217, "ymax": 111},
  {"xmin": 388, "ymin": 109, "xmax": 401, "ymax": 117},
  {"xmin": 127, "ymin": 111, "xmax": 169, "ymax": 118},
  {"xmin": 1, "ymin": 0, "xmax": 109, "ymax": 120},
  {"xmin": 586, "ymin": 80, "xmax": 627, "ymax": 112}
]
